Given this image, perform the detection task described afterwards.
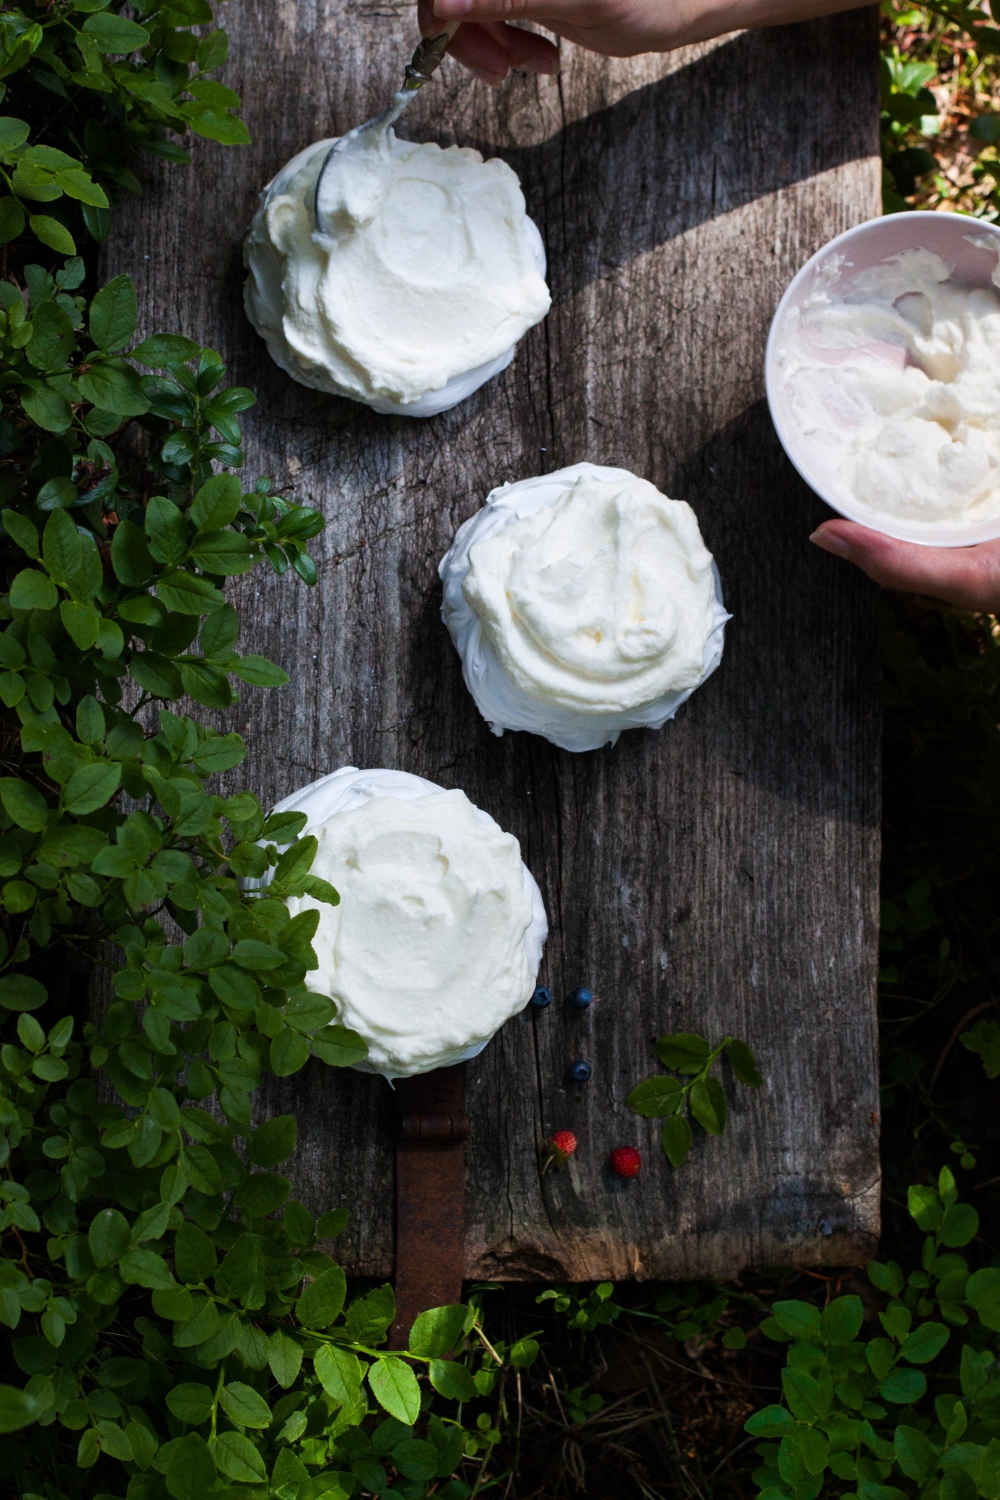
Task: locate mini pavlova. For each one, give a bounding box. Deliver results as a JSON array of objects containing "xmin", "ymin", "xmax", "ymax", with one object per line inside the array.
[
  {"xmin": 243, "ymin": 128, "xmax": 550, "ymax": 418},
  {"xmin": 251, "ymin": 767, "xmax": 547, "ymax": 1080},
  {"xmin": 439, "ymin": 462, "xmax": 729, "ymax": 753}
]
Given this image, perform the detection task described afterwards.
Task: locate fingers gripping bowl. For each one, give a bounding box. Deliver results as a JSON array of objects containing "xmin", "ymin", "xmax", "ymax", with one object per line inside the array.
[
  {"xmin": 766, "ymin": 212, "xmax": 1000, "ymax": 547},
  {"xmin": 251, "ymin": 768, "xmax": 547, "ymax": 1081}
]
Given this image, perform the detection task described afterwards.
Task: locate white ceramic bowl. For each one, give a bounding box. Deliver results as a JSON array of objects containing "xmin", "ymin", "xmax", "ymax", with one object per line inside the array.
[{"xmin": 765, "ymin": 211, "xmax": 1000, "ymax": 548}]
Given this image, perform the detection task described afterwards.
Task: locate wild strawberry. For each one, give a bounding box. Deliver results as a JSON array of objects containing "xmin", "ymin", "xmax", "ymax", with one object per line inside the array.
[
  {"xmin": 610, "ymin": 1146, "xmax": 642, "ymax": 1179},
  {"xmin": 542, "ymin": 1130, "xmax": 577, "ymax": 1174}
]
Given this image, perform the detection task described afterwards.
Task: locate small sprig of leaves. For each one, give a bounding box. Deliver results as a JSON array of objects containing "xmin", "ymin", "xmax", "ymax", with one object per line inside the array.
[{"xmin": 626, "ymin": 1032, "xmax": 762, "ymax": 1168}]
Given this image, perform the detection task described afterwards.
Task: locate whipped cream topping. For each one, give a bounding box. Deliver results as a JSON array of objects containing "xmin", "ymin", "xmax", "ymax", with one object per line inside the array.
[
  {"xmin": 268, "ymin": 768, "xmax": 547, "ymax": 1080},
  {"xmin": 774, "ymin": 246, "xmax": 1000, "ymax": 529},
  {"xmin": 243, "ymin": 132, "xmax": 550, "ymax": 417},
  {"xmin": 439, "ymin": 463, "xmax": 729, "ymax": 753}
]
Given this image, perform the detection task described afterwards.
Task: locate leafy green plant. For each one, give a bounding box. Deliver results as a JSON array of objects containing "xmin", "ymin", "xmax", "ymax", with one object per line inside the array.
[
  {"xmin": 626, "ymin": 1032, "xmax": 762, "ymax": 1169},
  {"xmin": 744, "ymin": 1167, "xmax": 1000, "ymax": 1500},
  {"xmin": 0, "ymin": 0, "xmax": 247, "ymax": 257}
]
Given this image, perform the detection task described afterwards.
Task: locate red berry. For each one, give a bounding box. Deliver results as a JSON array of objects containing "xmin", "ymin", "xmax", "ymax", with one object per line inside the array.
[
  {"xmin": 550, "ymin": 1130, "xmax": 577, "ymax": 1159},
  {"xmin": 610, "ymin": 1146, "xmax": 642, "ymax": 1178}
]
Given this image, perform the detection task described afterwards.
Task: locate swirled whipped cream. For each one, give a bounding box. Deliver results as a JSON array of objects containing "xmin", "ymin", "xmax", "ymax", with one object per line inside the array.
[
  {"xmin": 243, "ymin": 130, "xmax": 550, "ymax": 417},
  {"xmin": 439, "ymin": 463, "xmax": 729, "ymax": 753},
  {"xmin": 775, "ymin": 246, "xmax": 1000, "ymax": 528},
  {"xmin": 269, "ymin": 767, "xmax": 547, "ymax": 1079}
]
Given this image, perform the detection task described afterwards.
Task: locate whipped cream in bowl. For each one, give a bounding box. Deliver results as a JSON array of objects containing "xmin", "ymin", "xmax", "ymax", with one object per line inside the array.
[
  {"xmin": 253, "ymin": 767, "xmax": 547, "ymax": 1080},
  {"xmin": 439, "ymin": 463, "xmax": 729, "ymax": 753},
  {"xmin": 766, "ymin": 212, "xmax": 1000, "ymax": 546},
  {"xmin": 243, "ymin": 129, "xmax": 550, "ymax": 417}
]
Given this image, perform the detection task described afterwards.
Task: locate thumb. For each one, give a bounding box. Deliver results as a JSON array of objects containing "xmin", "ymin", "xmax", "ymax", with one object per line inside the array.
[{"xmin": 810, "ymin": 519, "xmax": 1000, "ymax": 612}]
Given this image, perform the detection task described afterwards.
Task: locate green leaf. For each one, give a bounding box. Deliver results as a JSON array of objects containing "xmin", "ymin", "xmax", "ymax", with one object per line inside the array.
[
  {"xmin": 81, "ymin": 12, "xmax": 151, "ymax": 51},
  {"xmin": 132, "ymin": 333, "xmax": 200, "ymax": 367},
  {"xmin": 908, "ymin": 1183, "xmax": 942, "ymax": 1232},
  {"xmin": 215, "ymin": 1234, "xmax": 265, "ymax": 1309},
  {"xmin": 188, "ymin": 529, "xmax": 255, "ymax": 575},
  {"xmin": 0, "ymin": 1384, "xmax": 41, "ymax": 1433},
  {"xmin": 111, "ymin": 519, "xmax": 153, "ymax": 585},
  {"xmin": 0, "ymin": 974, "xmax": 47, "ymax": 1012},
  {"xmin": 233, "ymin": 653, "xmax": 289, "ymax": 687},
  {"xmin": 879, "ymin": 1367, "xmax": 927, "ymax": 1403},
  {"xmin": 9, "ymin": 568, "xmax": 58, "ymax": 611},
  {"xmin": 76, "ymin": 361, "xmax": 148, "ymax": 416},
  {"xmin": 772, "ymin": 1300, "xmax": 821, "ymax": 1341},
  {"xmin": 155, "ymin": 1432, "xmax": 215, "ymax": 1500},
  {"xmin": 894, "ymin": 1424, "xmax": 938, "ymax": 1484},
  {"xmin": 63, "ymin": 761, "xmax": 120, "ymax": 815},
  {"xmin": 249, "ymin": 1114, "xmax": 297, "ymax": 1167},
  {"xmin": 156, "ymin": 570, "xmax": 224, "ymax": 615},
  {"xmin": 190, "ymin": 474, "xmax": 242, "ymax": 530},
  {"xmin": 0, "ymin": 197, "xmax": 25, "ymax": 243},
  {"xmin": 88, "ymin": 1207, "xmax": 130, "ymax": 1267},
  {"xmin": 311, "ymin": 1025, "xmax": 369, "ymax": 1068},
  {"xmin": 660, "ymin": 1112, "xmax": 692, "ymax": 1168},
  {"xmin": 26, "ymin": 301, "xmax": 75, "ymax": 372},
  {"xmin": 165, "ymin": 1382, "xmax": 214, "ymax": 1425},
  {"xmin": 392, "ymin": 1439, "xmax": 440, "ymax": 1482},
  {"xmin": 145, "ymin": 496, "xmax": 189, "ymax": 566},
  {"xmin": 268, "ymin": 1330, "xmax": 303, "ymax": 1389},
  {"xmin": 22, "ymin": 385, "xmax": 72, "ymax": 433},
  {"xmin": 175, "ymin": 1223, "xmax": 217, "ymax": 1284},
  {"xmin": 939, "ymin": 1203, "xmax": 979, "ymax": 1248},
  {"xmin": 901, "ymin": 1321, "xmax": 949, "ymax": 1364},
  {"xmin": 726, "ymin": 1038, "xmax": 762, "ymax": 1087},
  {"xmin": 409, "ymin": 1304, "xmax": 468, "ymax": 1359},
  {"xmin": 368, "ymin": 1357, "xmax": 421, "ymax": 1424},
  {"xmin": 59, "ymin": 600, "xmax": 99, "ymax": 649},
  {"xmin": 744, "ymin": 1405, "xmax": 794, "ymax": 1437},
  {"xmin": 656, "ymin": 1032, "xmax": 711, "ymax": 1072},
  {"xmin": 781, "ymin": 1367, "xmax": 827, "ymax": 1422},
  {"xmin": 821, "ymin": 1295, "xmax": 864, "ymax": 1345},
  {"xmin": 188, "ymin": 108, "xmax": 251, "ymax": 145},
  {"xmin": 29, "ymin": 215, "xmax": 76, "ymax": 255},
  {"xmin": 428, "ymin": 1359, "xmax": 477, "ymax": 1402},
  {"xmin": 314, "ymin": 1344, "xmax": 363, "ymax": 1406},
  {"xmin": 689, "ymin": 1076, "xmax": 726, "ymax": 1135},
  {"xmin": 0, "ymin": 778, "xmax": 48, "ymax": 831},
  {"xmin": 119, "ymin": 1247, "xmax": 175, "ymax": 1289},
  {"xmin": 218, "ymin": 1381, "xmax": 271, "ymax": 1429},
  {"xmin": 295, "ymin": 1265, "xmax": 347, "ymax": 1328},
  {"xmin": 269, "ymin": 1026, "xmax": 310, "ymax": 1077},
  {"xmin": 626, "ymin": 1075, "xmax": 683, "ymax": 1117},
  {"xmin": 212, "ymin": 1430, "xmax": 266, "ymax": 1481},
  {"xmin": 89, "ymin": 274, "xmax": 138, "ymax": 352},
  {"xmin": 234, "ymin": 1171, "xmax": 291, "ymax": 1217}
]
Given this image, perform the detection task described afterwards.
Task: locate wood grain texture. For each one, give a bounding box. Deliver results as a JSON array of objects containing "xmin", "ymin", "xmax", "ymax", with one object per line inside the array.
[{"xmin": 107, "ymin": 2, "xmax": 883, "ymax": 1280}]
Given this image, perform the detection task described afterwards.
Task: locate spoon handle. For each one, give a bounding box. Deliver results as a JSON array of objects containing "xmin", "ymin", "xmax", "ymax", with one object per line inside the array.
[{"xmin": 404, "ymin": 20, "xmax": 460, "ymax": 89}]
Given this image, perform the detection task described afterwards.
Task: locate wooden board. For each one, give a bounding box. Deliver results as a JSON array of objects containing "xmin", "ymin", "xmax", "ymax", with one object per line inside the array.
[{"xmin": 108, "ymin": 2, "xmax": 883, "ymax": 1281}]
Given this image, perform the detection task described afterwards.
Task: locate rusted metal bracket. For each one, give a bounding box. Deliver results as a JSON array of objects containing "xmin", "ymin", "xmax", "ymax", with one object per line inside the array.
[{"xmin": 390, "ymin": 1064, "xmax": 468, "ymax": 1349}]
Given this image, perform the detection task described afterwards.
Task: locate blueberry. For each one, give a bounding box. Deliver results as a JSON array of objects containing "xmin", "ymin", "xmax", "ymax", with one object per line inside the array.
[
  {"xmin": 570, "ymin": 1060, "xmax": 592, "ymax": 1082},
  {"xmin": 569, "ymin": 986, "xmax": 594, "ymax": 1009},
  {"xmin": 531, "ymin": 985, "xmax": 552, "ymax": 1008}
]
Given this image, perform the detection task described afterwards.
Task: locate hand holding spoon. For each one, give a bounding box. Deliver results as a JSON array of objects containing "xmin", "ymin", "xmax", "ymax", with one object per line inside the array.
[{"xmin": 313, "ymin": 22, "xmax": 459, "ymax": 236}]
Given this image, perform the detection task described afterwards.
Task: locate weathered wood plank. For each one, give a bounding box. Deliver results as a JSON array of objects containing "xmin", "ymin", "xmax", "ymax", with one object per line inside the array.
[{"xmin": 109, "ymin": 2, "xmax": 882, "ymax": 1280}]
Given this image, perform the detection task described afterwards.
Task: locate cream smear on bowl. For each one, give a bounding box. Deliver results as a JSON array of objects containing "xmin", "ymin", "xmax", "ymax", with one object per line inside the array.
[
  {"xmin": 243, "ymin": 130, "xmax": 550, "ymax": 417},
  {"xmin": 439, "ymin": 463, "xmax": 729, "ymax": 753},
  {"xmin": 771, "ymin": 231, "xmax": 1000, "ymax": 538},
  {"xmin": 260, "ymin": 767, "xmax": 547, "ymax": 1080}
]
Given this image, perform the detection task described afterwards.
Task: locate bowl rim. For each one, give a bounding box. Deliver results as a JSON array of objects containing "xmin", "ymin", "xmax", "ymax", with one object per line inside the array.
[{"xmin": 764, "ymin": 211, "xmax": 1000, "ymax": 549}]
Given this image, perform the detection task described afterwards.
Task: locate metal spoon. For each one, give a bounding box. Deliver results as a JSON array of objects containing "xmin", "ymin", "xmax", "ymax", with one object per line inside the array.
[{"xmin": 313, "ymin": 22, "xmax": 459, "ymax": 235}]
